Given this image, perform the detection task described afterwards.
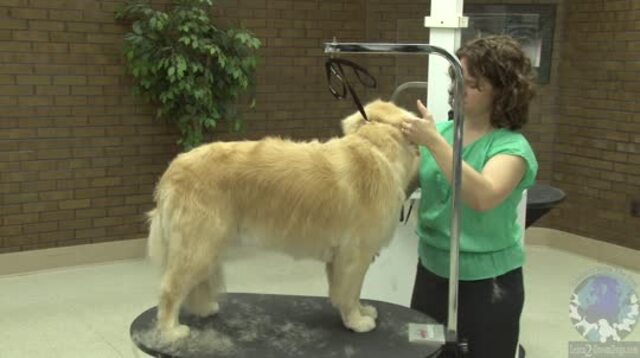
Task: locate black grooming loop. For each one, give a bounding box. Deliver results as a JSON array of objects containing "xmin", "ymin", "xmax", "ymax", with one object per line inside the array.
[
  {"xmin": 325, "ymin": 58, "xmax": 377, "ymax": 121},
  {"xmin": 399, "ymin": 199, "xmax": 415, "ymax": 224}
]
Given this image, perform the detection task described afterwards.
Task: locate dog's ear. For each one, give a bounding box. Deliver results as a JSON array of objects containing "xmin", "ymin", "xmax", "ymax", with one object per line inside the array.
[
  {"xmin": 363, "ymin": 100, "xmax": 407, "ymax": 128},
  {"xmin": 342, "ymin": 99, "xmax": 393, "ymax": 135},
  {"xmin": 342, "ymin": 100, "xmax": 414, "ymax": 135},
  {"xmin": 341, "ymin": 111, "xmax": 367, "ymax": 135}
]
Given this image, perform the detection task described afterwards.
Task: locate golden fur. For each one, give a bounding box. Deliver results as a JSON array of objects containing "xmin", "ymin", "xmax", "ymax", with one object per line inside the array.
[{"xmin": 147, "ymin": 100, "xmax": 419, "ymax": 341}]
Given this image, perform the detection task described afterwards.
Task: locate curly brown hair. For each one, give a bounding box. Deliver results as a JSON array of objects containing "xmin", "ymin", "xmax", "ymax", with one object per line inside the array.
[{"xmin": 450, "ymin": 35, "xmax": 536, "ymax": 130}]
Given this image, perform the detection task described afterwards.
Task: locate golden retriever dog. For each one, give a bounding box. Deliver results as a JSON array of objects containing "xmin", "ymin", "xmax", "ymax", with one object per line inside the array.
[{"xmin": 147, "ymin": 100, "xmax": 419, "ymax": 341}]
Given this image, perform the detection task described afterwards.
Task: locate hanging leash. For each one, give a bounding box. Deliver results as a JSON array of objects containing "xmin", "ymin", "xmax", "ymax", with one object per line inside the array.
[
  {"xmin": 325, "ymin": 58, "xmax": 377, "ymax": 121},
  {"xmin": 325, "ymin": 58, "xmax": 418, "ymax": 225}
]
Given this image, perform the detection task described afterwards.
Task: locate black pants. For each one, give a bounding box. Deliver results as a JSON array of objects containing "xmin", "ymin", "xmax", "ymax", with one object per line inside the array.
[{"xmin": 410, "ymin": 263, "xmax": 524, "ymax": 358}]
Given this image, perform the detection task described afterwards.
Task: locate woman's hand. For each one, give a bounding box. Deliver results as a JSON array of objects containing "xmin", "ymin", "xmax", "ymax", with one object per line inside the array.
[{"xmin": 401, "ymin": 99, "xmax": 441, "ymax": 148}]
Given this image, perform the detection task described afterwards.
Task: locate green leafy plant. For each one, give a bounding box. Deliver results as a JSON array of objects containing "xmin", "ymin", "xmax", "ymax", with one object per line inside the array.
[{"xmin": 116, "ymin": 0, "xmax": 261, "ymax": 151}]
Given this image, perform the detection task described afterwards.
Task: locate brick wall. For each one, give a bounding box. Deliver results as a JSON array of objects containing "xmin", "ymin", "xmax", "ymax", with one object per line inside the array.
[
  {"xmin": 0, "ymin": 0, "xmax": 377, "ymax": 253},
  {"xmin": 363, "ymin": 1, "xmax": 430, "ymax": 111},
  {"xmin": 1, "ymin": 0, "xmax": 170, "ymax": 252},
  {"xmin": 217, "ymin": 0, "xmax": 368, "ymax": 141},
  {"xmin": 548, "ymin": 0, "xmax": 640, "ymax": 249},
  {"xmin": 1, "ymin": 0, "xmax": 638, "ymax": 253}
]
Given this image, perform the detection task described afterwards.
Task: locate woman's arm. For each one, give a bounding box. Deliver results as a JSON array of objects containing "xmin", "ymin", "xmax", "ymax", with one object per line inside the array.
[
  {"xmin": 425, "ymin": 135, "xmax": 525, "ymax": 211},
  {"xmin": 402, "ymin": 100, "xmax": 526, "ymax": 212}
]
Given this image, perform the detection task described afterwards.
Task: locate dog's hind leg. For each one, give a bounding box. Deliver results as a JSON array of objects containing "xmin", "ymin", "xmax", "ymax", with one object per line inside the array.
[
  {"xmin": 156, "ymin": 223, "xmax": 220, "ymax": 341},
  {"xmin": 157, "ymin": 251, "xmax": 213, "ymax": 341},
  {"xmin": 157, "ymin": 211, "xmax": 232, "ymax": 341},
  {"xmin": 328, "ymin": 245, "xmax": 377, "ymax": 333},
  {"xmin": 183, "ymin": 262, "xmax": 225, "ymax": 317},
  {"xmin": 157, "ymin": 266, "xmax": 206, "ymax": 340}
]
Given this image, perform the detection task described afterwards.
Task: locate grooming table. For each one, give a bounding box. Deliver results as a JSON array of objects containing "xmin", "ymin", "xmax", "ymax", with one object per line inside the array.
[
  {"xmin": 525, "ymin": 184, "xmax": 566, "ymax": 228},
  {"xmin": 131, "ymin": 293, "xmax": 440, "ymax": 358}
]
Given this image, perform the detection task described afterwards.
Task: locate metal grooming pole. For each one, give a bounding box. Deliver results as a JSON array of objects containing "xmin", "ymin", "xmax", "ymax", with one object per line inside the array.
[
  {"xmin": 324, "ymin": 42, "xmax": 466, "ymax": 356},
  {"xmin": 390, "ymin": 81, "xmax": 428, "ymax": 103}
]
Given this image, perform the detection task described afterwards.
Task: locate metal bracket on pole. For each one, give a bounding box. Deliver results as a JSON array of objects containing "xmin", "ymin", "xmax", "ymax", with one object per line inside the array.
[
  {"xmin": 424, "ymin": 16, "xmax": 469, "ymax": 29},
  {"xmin": 324, "ymin": 40, "xmax": 468, "ymax": 357}
]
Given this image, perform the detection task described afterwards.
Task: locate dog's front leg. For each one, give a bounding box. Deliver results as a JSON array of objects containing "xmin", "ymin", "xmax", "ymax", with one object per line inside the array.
[
  {"xmin": 328, "ymin": 247, "xmax": 377, "ymax": 332},
  {"xmin": 327, "ymin": 260, "xmax": 377, "ymax": 321}
]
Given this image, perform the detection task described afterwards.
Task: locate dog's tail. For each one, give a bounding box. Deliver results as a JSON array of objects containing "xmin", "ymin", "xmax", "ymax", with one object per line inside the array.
[{"xmin": 146, "ymin": 208, "xmax": 167, "ymax": 268}]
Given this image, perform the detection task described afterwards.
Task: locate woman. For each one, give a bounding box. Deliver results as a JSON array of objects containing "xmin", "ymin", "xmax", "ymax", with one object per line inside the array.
[{"xmin": 401, "ymin": 35, "xmax": 538, "ymax": 357}]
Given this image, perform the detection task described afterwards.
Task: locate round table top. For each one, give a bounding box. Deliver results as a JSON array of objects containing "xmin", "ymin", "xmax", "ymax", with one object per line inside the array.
[
  {"xmin": 131, "ymin": 293, "xmax": 440, "ymax": 358},
  {"xmin": 527, "ymin": 184, "xmax": 566, "ymax": 209}
]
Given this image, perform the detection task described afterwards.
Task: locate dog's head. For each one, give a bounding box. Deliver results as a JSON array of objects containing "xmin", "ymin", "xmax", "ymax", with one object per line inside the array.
[
  {"xmin": 341, "ymin": 99, "xmax": 420, "ymax": 187},
  {"xmin": 341, "ymin": 99, "xmax": 411, "ymax": 135}
]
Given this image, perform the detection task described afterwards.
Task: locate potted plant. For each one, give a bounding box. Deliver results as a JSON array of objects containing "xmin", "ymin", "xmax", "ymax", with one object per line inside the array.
[{"xmin": 116, "ymin": 0, "xmax": 261, "ymax": 151}]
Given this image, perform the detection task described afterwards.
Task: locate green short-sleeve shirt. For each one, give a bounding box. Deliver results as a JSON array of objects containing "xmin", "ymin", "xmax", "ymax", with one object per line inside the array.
[{"xmin": 417, "ymin": 121, "xmax": 538, "ymax": 280}]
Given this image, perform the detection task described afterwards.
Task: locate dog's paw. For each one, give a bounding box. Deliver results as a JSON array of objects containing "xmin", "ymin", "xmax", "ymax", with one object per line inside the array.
[
  {"xmin": 161, "ymin": 324, "xmax": 191, "ymax": 342},
  {"xmin": 186, "ymin": 302, "xmax": 220, "ymax": 317},
  {"xmin": 345, "ymin": 315, "xmax": 376, "ymax": 333},
  {"xmin": 360, "ymin": 304, "xmax": 378, "ymax": 319}
]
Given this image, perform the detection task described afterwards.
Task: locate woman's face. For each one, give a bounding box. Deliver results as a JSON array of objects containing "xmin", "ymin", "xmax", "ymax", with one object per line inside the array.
[{"xmin": 460, "ymin": 57, "xmax": 495, "ymax": 121}]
